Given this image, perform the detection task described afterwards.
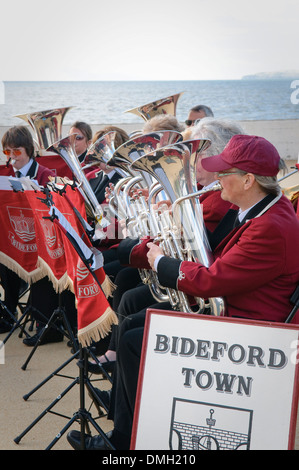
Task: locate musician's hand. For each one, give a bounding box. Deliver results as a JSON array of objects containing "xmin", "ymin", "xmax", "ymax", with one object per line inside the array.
[
  {"xmin": 156, "ymin": 199, "xmax": 171, "ymax": 208},
  {"xmin": 119, "ymin": 218, "xmax": 129, "ymax": 238},
  {"xmin": 131, "ymin": 187, "xmax": 149, "ymax": 201},
  {"xmin": 104, "ymin": 182, "xmax": 114, "ymax": 201},
  {"xmin": 147, "ymin": 242, "xmax": 163, "ymax": 271}
]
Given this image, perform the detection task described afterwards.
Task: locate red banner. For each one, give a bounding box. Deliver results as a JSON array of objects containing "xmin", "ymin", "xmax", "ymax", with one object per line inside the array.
[
  {"xmin": 50, "ymin": 187, "xmax": 118, "ymax": 346},
  {"xmin": 24, "ymin": 191, "xmax": 71, "ymax": 293},
  {"xmin": 0, "ymin": 190, "xmax": 42, "ymax": 283},
  {"xmin": 0, "ymin": 184, "xmax": 118, "ymax": 345},
  {"xmin": 35, "ymin": 154, "xmax": 74, "ymax": 179}
]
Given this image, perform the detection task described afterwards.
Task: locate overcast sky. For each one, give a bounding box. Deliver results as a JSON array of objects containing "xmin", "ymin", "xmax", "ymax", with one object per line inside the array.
[{"xmin": 1, "ymin": 0, "xmax": 298, "ymax": 81}]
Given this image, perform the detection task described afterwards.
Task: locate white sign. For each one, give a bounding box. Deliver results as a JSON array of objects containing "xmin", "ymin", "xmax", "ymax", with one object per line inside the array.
[{"xmin": 131, "ymin": 310, "xmax": 299, "ymax": 450}]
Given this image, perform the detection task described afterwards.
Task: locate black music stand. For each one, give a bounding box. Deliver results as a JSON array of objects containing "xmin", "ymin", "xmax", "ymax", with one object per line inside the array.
[
  {"xmin": 14, "ymin": 344, "xmax": 115, "ymax": 450},
  {"xmin": 20, "ymin": 291, "xmax": 78, "ymax": 370},
  {"xmin": 14, "ymin": 204, "xmax": 115, "ymax": 450},
  {"xmin": 1, "ymin": 292, "xmax": 49, "ymax": 345},
  {"xmin": 19, "ymin": 186, "xmax": 81, "ymax": 368},
  {"xmin": 0, "ymin": 296, "xmax": 26, "ymax": 339},
  {"xmin": 21, "ymin": 329, "xmax": 113, "ymax": 402}
]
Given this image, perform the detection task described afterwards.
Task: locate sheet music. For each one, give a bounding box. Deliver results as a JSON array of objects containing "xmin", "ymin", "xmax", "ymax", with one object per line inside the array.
[{"xmin": 0, "ymin": 175, "xmax": 41, "ymax": 191}]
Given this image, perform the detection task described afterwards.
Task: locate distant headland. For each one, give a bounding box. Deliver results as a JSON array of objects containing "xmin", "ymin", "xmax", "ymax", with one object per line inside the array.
[{"xmin": 242, "ymin": 70, "xmax": 299, "ymax": 80}]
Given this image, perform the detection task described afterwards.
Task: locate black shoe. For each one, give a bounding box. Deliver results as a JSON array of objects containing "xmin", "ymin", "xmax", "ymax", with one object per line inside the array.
[
  {"xmin": 23, "ymin": 329, "xmax": 64, "ymax": 346},
  {"xmin": 87, "ymin": 359, "xmax": 115, "ymax": 375},
  {"xmin": 67, "ymin": 429, "xmax": 114, "ymax": 450},
  {"xmin": 89, "ymin": 387, "xmax": 111, "ymax": 411},
  {"xmin": 0, "ymin": 319, "xmax": 14, "ymax": 334}
]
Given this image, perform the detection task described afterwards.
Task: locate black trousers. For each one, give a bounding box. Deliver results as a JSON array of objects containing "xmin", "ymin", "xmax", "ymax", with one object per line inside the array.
[
  {"xmin": 101, "ymin": 267, "xmax": 144, "ymax": 352},
  {"xmin": 0, "ymin": 264, "xmax": 22, "ymax": 319},
  {"xmin": 108, "ymin": 282, "xmax": 173, "ymax": 448},
  {"xmin": 30, "ymin": 277, "xmax": 77, "ymax": 331},
  {"xmin": 0, "ymin": 265, "xmax": 77, "ymax": 337}
]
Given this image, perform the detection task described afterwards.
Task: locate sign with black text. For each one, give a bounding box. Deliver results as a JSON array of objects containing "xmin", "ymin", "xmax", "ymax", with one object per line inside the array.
[{"xmin": 131, "ymin": 310, "xmax": 299, "ymax": 450}]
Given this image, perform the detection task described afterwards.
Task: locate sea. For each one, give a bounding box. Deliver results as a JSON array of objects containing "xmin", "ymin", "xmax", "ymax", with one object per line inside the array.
[{"xmin": 0, "ymin": 79, "xmax": 298, "ymax": 127}]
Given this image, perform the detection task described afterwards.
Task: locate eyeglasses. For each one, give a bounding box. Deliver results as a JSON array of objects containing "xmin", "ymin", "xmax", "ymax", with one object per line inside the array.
[
  {"xmin": 217, "ymin": 171, "xmax": 244, "ymax": 178},
  {"xmin": 3, "ymin": 148, "xmax": 22, "ymax": 157},
  {"xmin": 185, "ymin": 119, "xmax": 201, "ymax": 127}
]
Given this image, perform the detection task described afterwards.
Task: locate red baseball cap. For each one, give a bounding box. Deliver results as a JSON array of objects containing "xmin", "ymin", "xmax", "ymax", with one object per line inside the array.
[{"xmin": 201, "ymin": 134, "xmax": 280, "ymax": 176}]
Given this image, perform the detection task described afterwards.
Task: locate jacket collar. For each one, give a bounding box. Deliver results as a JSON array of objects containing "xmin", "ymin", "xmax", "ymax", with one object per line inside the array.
[
  {"xmin": 209, "ymin": 192, "xmax": 282, "ymax": 250},
  {"xmin": 26, "ymin": 159, "xmax": 38, "ymax": 179}
]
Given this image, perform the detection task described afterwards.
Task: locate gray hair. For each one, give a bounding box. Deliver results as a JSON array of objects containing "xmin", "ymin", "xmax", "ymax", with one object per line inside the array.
[
  {"xmin": 191, "ymin": 117, "xmax": 245, "ymax": 156},
  {"xmin": 192, "ymin": 117, "xmax": 285, "ymax": 196},
  {"xmin": 254, "ymin": 159, "xmax": 287, "ymax": 196},
  {"xmin": 142, "ymin": 114, "xmax": 185, "ymax": 134},
  {"xmin": 190, "ymin": 105, "xmax": 214, "ymax": 117},
  {"xmin": 220, "ymin": 163, "xmax": 286, "ymax": 197}
]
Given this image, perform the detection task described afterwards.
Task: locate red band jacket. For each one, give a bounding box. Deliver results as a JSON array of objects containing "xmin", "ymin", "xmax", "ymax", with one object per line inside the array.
[
  {"xmin": 156, "ymin": 194, "xmax": 299, "ymax": 323},
  {"xmin": 0, "ymin": 160, "xmax": 55, "ymax": 187}
]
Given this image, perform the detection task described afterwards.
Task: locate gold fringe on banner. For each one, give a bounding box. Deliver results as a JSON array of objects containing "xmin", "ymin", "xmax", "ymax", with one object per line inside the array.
[
  {"xmin": 0, "ymin": 252, "xmax": 43, "ymax": 285},
  {"xmin": 37, "ymin": 257, "xmax": 73, "ymax": 293},
  {"xmin": 101, "ymin": 274, "xmax": 116, "ymax": 298},
  {"xmin": 77, "ymin": 306, "xmax": 118, "ymax": 347}
]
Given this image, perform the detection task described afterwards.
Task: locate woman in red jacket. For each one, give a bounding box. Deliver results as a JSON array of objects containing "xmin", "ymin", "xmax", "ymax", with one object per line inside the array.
[{"xmin": 147, "ymin": 134, "xmax": 299, "ymax": 323}]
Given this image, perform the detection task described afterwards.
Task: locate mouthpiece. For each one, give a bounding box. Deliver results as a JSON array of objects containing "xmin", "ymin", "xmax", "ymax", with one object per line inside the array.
[{"xmin": 6, "ymin": 157, "xmax": 11, "ymax": 167}]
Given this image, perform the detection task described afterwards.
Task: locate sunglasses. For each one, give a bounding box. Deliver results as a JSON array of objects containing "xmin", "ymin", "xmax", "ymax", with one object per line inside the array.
[
  {"xmin": 3, "ymin": 148, "xmax": 22, "ymax": 157},
  {"xmin": 185, "ymin": 119, "xmax": 201, "ymax": 127}
]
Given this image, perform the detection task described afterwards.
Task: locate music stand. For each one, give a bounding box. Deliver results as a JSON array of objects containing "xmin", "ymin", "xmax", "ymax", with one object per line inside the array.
[
  {"xmin": 1, "ymin": 291, "xmax": 50, "ymax": 345},
  {"xmin": 14, "ymin": 203, "xmax": 115, "ymax": 450},
  {"xmin": 14, "ymin": 344, "xmax": 115, "ymax": 450},
  {"xmin": 20, "ymin": 291, "xmax": 78, "ymax": 370},
  {"xmin": 0, "ymin": 296, "xmax": 26, "ymax": 339}
]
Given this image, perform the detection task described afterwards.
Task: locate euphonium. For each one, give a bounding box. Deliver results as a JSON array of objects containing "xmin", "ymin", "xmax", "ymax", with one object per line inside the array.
[
  {"xmin": 15, "ymin": 107, "xmax": 72, "ymax": 155},
  {"xmin": 124, "ymin": 92, "xmax": 184, "ymax": 138},
  {"xmin": 124, "ymin": 92, "xmax": 184, "ymax": 122},
  {"xmin": 106, "ymin": 131, "xmax": 183, "ymax": 222},
  {"xmin": 105, "ymin": 131, "xmax": 184, "ymax": 302},
  {"xmin": 110, "ymin": 130, "xmax": 183, "ymax": 186},
  {"xmin": 131, "ymin": 139, "xmax": 225, "ymax": 316},
  {"xmin": 47, "ymin": 135, "xmax": 109, "ymax": 237},
  {"xmin": 82, "ymin": 130, "xmax": 132, "ymax": 220},
  {"xmin": 83, "ymin": 131, "xmax": 127, "ymax": 177}
]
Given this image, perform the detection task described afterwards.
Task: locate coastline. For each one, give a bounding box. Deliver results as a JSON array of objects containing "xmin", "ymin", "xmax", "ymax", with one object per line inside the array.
[{"xmin": 0, "ymin": 119, "xmax": 298, "ymax": 162}]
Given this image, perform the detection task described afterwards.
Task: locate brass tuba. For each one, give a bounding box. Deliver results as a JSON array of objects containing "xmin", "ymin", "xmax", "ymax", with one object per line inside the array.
[
  {"xmin": 131, "ymin": 139, "xmax": 225, "ymax": 316},
  {"xmin": 124, "ymin": 92, "xmax": 184, "ymax": 138},
  {"xmin": 110, "ymin": 130, "xmax": 183, "ymax": 184},
  {"xmin": 15, "ymin": 107, "xmax": 72, "ymax": 155},
  {"xmin": 106, "ymin": 130, "xmax": 183, "ymax": 223},
  {"xmin": 47, "ymin": 135, "xmax": 109, "ymax": 237},
  {"xmin": 83, "ymin": 130, "xmax": 128, "ymax": 178},
  {"xmin": 104, "ymin": 131, "xmax": 184, "ymax": 302},
  {"xmin": 124, "ymin": 92, "xmax": 184, "ymax": 122}
]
